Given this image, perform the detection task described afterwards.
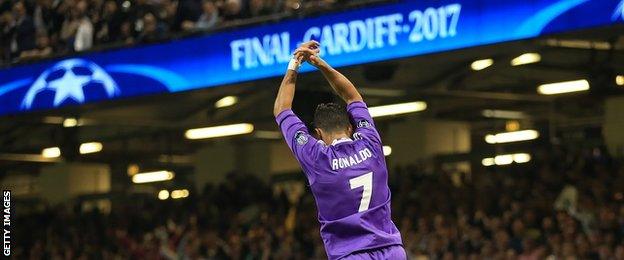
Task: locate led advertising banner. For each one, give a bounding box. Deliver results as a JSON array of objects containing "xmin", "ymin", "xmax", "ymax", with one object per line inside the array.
[{"xmin": 0, "ymin": 0, "xmax": 622, "ymax": 116}]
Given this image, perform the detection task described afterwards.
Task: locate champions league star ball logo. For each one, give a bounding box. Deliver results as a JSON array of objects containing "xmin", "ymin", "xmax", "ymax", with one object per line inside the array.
[
  {"xmin": 21, "ymin": 58, "xmax": 119, "ymax": 109},
  {"xmin": 295, "ymin": 131, "xmax": 308, "ymax": 145},
  {"xmin": 357, "ymin": 119, "xmax": 371, "ymax": 128},
  {"xmin": 614, "ymin": 0, "xmax": 624, "ymax": 21}
]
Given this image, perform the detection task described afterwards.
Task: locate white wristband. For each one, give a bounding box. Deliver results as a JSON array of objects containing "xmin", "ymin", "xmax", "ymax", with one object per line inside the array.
[{"xmin": 287, "ymin": 58, "xmax": 300, "ymax": 72}]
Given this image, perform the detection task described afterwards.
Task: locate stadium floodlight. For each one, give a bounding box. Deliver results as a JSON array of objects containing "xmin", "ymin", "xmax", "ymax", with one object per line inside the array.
[
  {"xmin": 513, "ymin": 153, "xmax": 531, "ymax": 163},
  {"xmin": 63, "ymin": 118, "xmax": 79, "ymax": 127},
  {"xmin": 171, "ymin": 189, "xmax": 189, "ymax": 199},
  {"xmin": 511, "ymin": 53, "xmax": 541, "ymax": 66},
  {"xmin": 79, "ymin": 142, "xmax": 103, "ymax": 154},
  {"xmin": 481, "ymin": 158, "xmax": 495, "ymax": 166},
  {"xmin": 471, "ymin": 59, "xmax": 493, "ymax": 71},
  {"xmin": 383, "ymin": 146, "xmax": 392, "ymax": 156},
  {"xmin": 481, "ymin": 109, "xmax": 526, "ymax": 119},
  {"xmin": 185, "ymin": 123, "xmax": 254, "ymax": 140},
  {"xmin": 616, "ymin": 75, "xmax": 624, "ymax": 86},
  {"xmin": 215, "ymin": 96, "xmax": 238, "ymax": 108},
  {"xmin": 132, "ymin": 170, "xmax": 175, "ymax": 183},
  {"xmin": 482, "ymin": 153, "xmax": 531, "ymax": 166},
  {"xmin": 158, "ymin": 190, "xmax": 169, "ymax": 200},
  {"xmin": 537, "ymin": 79, "xmax": 589, "ymax": 95},
  {"xmin": 368, "ymin": 102, "xmax": 427, "ymax": 118},
  {"xmin": 494, "ymin": 154, "xmax": 514, "ymax": 165},
  {"xmin": 485, "ymin": 129, "xmax": 539, "ymax": 144},
  {"xmin": 42, "ymin": 147, "xmax": 61, "ymax": 158}
]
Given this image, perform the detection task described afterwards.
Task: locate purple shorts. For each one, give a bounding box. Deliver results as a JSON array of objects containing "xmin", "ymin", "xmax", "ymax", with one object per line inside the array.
[{"xmin": 340, "ymin": 245, "xmax": 407, "ymax": 260}]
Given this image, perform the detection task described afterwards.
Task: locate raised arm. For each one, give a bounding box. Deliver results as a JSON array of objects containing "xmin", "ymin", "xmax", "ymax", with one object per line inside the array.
[
  {"xmin": 273, "ymin": 65, "xmax": 299, "ymax": 117},
  {"xmin": 273, "ymin": 41, "xmax": 320, "ymax": 117},
  {"xmin": 308, "ymin": 55, "xmax": 363, "ymax": 104}
]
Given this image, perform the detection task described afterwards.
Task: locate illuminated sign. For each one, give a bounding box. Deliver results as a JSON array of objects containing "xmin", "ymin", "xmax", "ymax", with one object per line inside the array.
[{"xmin": 0, "ymin": 0, "xmax": 621, "ymax": 116}]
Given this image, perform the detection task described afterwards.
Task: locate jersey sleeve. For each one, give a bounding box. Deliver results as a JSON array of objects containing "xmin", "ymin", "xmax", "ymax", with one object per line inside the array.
[
  {"xmin": 346, "ymin": 101, "xmax": 382, "ymax": 147},
  {"xmin": 275, "ymin": 109, "xmax": 323, "ymax": 184}
]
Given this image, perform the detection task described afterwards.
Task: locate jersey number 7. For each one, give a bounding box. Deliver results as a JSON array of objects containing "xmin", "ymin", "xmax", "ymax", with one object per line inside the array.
[{"xmin": 349, "ymin": 172, "xmax": 373, "ymax": 212}]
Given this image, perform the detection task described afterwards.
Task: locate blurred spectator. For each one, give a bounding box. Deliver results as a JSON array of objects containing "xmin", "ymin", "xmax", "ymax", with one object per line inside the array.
[
  {"xmin": 33, "ymin": 0, "xmax": 61, "ymax": 35},
  {"xmin": 181, "ymin": 0, "xmax": 219, "ymax": 31},
  {"xmin": 136, "ymin": 12, "xmax": 166, "ymax": 43},
  {"xmin": 175, "ymin": 0, "xmax": 203, "ymax": 30},
  {"xmin": 221, "ymin": 0, "xmax": 244, "ymax": 21},
  {"xmin": 60, "ymin": 0, "xmax": 93, "ymax": 51},
  {"xmin": 158, "ymin": 0, "xmax": 179, "ymax": 29},
  {"xmin": 1, "ymin": 10, "xmax": 14, "ymax": 61},
  {"xmin": 95, "ymin": 0, "xmax": 124, "ymax": 44},
  {"xmin": 249, "ymin": 0, "xmax": 274, "ymax": 17},
  {"xmin": 119, "ymin": 20, "xmax": 135, "ymax": 45},
  {"xmin": 19, "ymin": 32, "xmax": 53, "ymax": 60},
  {"xmin": 129, "ymin": 0, "xmax": 159, "ymax": 33},
  {"xmin": 302, "ymin": 0, "xmax": 336, "ymax": 13},
  {"xmin": 9, "ymin": 1, "xmax": 37, "ymax": 58}
]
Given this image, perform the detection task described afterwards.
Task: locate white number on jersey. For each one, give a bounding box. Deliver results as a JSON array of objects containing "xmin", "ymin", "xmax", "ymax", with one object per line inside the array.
[{"xmin": 349, "ymin": 172, "xmax": 373, "ymax": 212}]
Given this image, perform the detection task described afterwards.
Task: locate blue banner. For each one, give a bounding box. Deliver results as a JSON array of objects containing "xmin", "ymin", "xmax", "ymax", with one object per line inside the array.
[{"xmin": 0, "ymin": 0, "xmax": 622, "ymax": 116}]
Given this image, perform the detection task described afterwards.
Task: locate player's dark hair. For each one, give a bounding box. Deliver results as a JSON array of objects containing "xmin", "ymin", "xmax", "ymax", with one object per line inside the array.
[{"xmin": 313, "ymin": 103, "xmax": 351, "ymax": 133}]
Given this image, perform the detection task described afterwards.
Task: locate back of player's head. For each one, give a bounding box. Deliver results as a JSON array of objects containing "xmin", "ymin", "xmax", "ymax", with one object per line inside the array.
[{"xmin": 313, "ymin": 103, "xmax": 351, "ymax": 133}]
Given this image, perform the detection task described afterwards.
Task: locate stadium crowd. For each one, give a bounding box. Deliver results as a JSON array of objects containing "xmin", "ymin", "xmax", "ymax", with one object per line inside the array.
[
  {"xmin": 13, "ymin": 146, "xmax": 624, "ymax": 259},
  {"xmin": 0, "ymin": 0, "xmax": 355, "ymax": 65}
]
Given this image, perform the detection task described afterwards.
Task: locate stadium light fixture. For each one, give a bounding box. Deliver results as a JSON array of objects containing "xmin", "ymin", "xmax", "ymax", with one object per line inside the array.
[
  {"xmin": 481, "ymin": 158, "xmax": 495, "ymax": 166},
  {"xmin": 63, "ymin": 118, "xmax": 79, "ymax": 127},
  {"xmin": 368, "ymin": 102, "xmax": 427, "ymax": 118},
  {"xmin": 482, "ymin": 153, "xmax": 531, "ymax": 166},
  {"xmin": 485, "ymin": 129, "xmax": 539, "ymax": 144},
  {"xmin": 537, "ymin": 79, "xmax": 589, "ymax": 95},
  {"xmin": 383, "ymin": 146, "xmax": 392, "ymax": 156},
  {"xmin": 132, "ymin": 170, "xmax": 175, "ymax": 184},
  {"xmin": 471, "ymin": 59, "xmax": 493, "ymax": 71},
  {"xmin": 158, "ymin": 190, "xmax": 170, "ymax": 200},
  {"xmin": 481, "ymin": 109, "xmax": 526, "ymax": 119},
  {"xmin": 215, "ymin": 96, "xmax": 238, "ymax": 108},
  {"xmin": 171, "ymin": 189, "xmax": 189, "ymax": 199},
  {"xmin": 511, "ymin": 53, "xmax": 541, "ymax": 66},
  {"xmin": 513, "ymin": 153, "xmax": 531, "ymax": 163},
  {"xmin": 616, "ymin": 75, "xmax": 624, "ymax": 86},
  {"xmin": 79, "ymin": 142, "xmax": 103, "ymax": 154},
  {"xmin": 494, "ymin": 154, "xmax": 514, "ymax": 165},
  {"xmin": 185, "ymin": 123, "xmax": 254, "ymax": 140},
  {"xmin": 42, "ymin": 147, "xmax": 61, "ymax": 158}
]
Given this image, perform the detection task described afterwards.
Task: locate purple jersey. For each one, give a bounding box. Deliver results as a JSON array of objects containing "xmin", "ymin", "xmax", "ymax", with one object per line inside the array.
[{"xmin": 275, "ymin": 101, "xmax": 403, "ymax": 259}]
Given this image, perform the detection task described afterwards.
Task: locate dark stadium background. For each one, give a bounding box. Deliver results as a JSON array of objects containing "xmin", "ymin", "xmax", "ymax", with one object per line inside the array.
[{"xmin": 1, "ymin": 0, "xmax": 624, "ymax": 258}]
